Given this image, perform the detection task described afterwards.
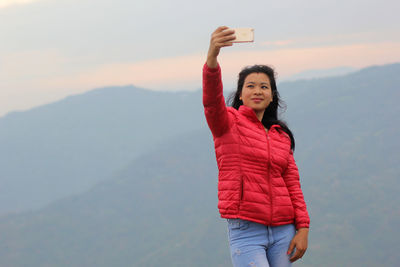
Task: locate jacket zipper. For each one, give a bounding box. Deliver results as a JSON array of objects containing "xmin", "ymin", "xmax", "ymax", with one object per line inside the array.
[
  {"xmin": 240, "ymin": 177, "xmax": 244, "ymax": 200},
  {"xmin": 265, "ymin": 128, "xmax": 273, "ymax": 225}
]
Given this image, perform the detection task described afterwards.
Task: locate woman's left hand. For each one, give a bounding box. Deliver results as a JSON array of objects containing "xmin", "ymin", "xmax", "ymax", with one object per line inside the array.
[{"xmin": 287, "ymin": 227, "xmax": 309, "ymax": 262}]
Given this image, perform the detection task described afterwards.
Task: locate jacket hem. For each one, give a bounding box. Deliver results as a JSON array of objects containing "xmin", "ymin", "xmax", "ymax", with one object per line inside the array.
[{"xmin": 221, "ymin": 214, "xmax": 295, "ymax": 228}]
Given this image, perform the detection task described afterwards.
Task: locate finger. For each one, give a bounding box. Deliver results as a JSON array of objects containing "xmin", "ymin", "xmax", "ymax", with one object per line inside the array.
[
  {"xmin": 215, "ymin": 26, "xmax": 230, "ymax": 33},
  {"xmin": 212, "ymin": 34, "xmax": 236, "ymax": 44},
  {"xmin": 220, "ymin": 34, "xmax": 236, "ymax": 42},
  {"xmin": 213, "ymin": 32, "xmax": 236, "ymax": 42},
  {"xmin": 217, "ymin": 42, "xmax": 233, "ymax": 48},
  {"xmin": 289, "ymin": 249, "xmax": 302, "ymax": 262},
  {"xmin": 214, "ymin": 43, "xmax": 233, "ymax": 49},
  {"xmin": 287, "ymin": 241, "xmax": 295, "ymax": 255},
  {"xmin": 297, "ymin": 248, "xmax": 306, "ymax": 259},
  {"xmin": 213, "ymin": 37, "xmax": 236, "ymax": 46},
  {"xmin": 216, "ymin": 29, "xmax": 235, "ymax": 38}
]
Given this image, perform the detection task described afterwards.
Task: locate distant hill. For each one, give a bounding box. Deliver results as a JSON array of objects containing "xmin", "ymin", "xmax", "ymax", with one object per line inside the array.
[
  {"xmin": 278, "ymin": 62, "xmax": 400, "ymax": 266},
  {"xmin": 0, "ymin": 128, "xmax": 232, "ymax": 266},
  {"xmin": 0, "ymin": 62, "xmax": 399, "ymax": 266},
  {"xmin": 0, "ymin": 86, "xmax": 206, "ymax": 214},
  {"xmin": 283, "ymin": 66, "xmax": 357, "ymax": 81}
]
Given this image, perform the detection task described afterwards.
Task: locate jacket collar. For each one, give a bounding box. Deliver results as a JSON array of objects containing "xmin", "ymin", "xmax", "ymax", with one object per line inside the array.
[
  {"xmin": 239, "ymin": 105, "xmax": 258, "ymax": 122},
  {"xmin": 238, "ymin": 105, "xmax": 280, "ymax": 130}
]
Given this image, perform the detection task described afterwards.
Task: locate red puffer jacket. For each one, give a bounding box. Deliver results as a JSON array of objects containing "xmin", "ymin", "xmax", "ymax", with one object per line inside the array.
[{"xmin": 202, "ymin": 63, "xmax": 310, "ymax": 229}]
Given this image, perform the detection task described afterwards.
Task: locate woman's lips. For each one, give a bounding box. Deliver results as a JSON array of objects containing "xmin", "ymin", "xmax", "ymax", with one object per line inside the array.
[{"xmin": 251, "ymin": 98, "xmax": 263, "ymax": 103}]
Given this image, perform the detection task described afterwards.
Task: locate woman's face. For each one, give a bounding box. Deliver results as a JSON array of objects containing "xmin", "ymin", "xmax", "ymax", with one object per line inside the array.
[{"xmin": 240, "ymin": 72, "xmax": 273, "ymax": 117}]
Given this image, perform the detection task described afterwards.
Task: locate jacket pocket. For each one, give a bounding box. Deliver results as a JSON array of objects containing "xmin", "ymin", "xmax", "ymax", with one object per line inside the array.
[{"xmin": 240, "ymin": 177, "xmax": 244, "ymax": 201}]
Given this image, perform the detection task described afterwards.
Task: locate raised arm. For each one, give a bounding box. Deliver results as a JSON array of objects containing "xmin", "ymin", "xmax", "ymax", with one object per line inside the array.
[{"xmin": 202, "ymin": 26, "xmax": 236, "ymax": 137}]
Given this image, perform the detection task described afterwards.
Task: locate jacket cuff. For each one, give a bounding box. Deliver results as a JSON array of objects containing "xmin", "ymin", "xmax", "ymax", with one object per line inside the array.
[
  {"xmin": 295, "ymin": 222, "xmax": 310, "ymax": 230},
  {"xmin": 203, "ymin": 62, "xmax": 220, "ymax": 73}
]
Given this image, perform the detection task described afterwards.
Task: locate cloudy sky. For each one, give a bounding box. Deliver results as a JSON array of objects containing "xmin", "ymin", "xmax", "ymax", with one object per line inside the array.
[{"xmin": 1, "ymin": 0, "xmax": 399, "ymax": 116}]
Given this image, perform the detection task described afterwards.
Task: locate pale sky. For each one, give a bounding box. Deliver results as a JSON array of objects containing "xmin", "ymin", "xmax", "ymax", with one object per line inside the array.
[{"xmin": 1, "ymin": 0, "xmax": 399, "ymax": 117}]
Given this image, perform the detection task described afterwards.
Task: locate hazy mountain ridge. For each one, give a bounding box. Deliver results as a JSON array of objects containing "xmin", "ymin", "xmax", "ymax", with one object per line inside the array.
[
  {"xmin": 0, "ymin": 62, "xmax": 399, "ymax": 266},
  {"xmin": 283, "ymin": 66, "xmax": 357, "ymax": 81},
  {"xmin": 278, "ymin": 62, "xmax": 400, "ymax": 266},
  {"xmin": 0, "ymin": 129, "xmax": 230, "ymax": 266},
  {"xmin": 0, "ymin": 85, "xmax": 206, "ymax": 214}
]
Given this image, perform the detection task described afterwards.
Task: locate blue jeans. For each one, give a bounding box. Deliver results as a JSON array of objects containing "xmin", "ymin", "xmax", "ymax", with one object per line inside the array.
[{"xmin": 227, "ymin": 218, "xmax": 296, "ymax": 267}]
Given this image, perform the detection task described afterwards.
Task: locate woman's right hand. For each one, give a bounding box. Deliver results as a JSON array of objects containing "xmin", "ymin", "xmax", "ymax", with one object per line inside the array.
[{"xmin": 207, "ymin": 26, "xmax": 236, "ymax": 68}]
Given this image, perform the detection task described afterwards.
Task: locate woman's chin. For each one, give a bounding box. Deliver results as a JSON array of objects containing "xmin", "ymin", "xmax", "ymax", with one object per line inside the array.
[{"xmin": 250, "ymin": 105, "xmax": 267, "ymax": 113}]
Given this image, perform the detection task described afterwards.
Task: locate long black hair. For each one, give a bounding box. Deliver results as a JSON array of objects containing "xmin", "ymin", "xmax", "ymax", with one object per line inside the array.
[{"xmin": 227, "ymin": 64, "xmax": 296, "ymax": 151}]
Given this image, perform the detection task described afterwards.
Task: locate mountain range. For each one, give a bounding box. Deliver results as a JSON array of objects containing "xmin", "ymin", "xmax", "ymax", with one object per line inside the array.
[{"xmin": 0, "ymin": 62, "xmax": 399, "ymax": 266}]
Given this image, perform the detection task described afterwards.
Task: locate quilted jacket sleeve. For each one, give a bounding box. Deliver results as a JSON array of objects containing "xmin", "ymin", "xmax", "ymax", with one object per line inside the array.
[
  {"xmin": 283, "ymin": 150, "xmax": 310, "ymax": 230},
  {"xmin": 202, "ymin": 62, "xmax": 231, "ymax": 137}
]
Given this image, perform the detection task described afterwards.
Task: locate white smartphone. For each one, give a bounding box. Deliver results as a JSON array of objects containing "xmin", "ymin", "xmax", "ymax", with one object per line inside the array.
[{"xmin": 232, "ymin": 28, "xmax": 254, "ymax": 43}]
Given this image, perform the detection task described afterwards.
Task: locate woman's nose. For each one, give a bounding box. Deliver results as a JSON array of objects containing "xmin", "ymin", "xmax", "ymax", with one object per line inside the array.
[{"xmin": 254, "ymin": 87, "xmax": 262, "ymax": 94}]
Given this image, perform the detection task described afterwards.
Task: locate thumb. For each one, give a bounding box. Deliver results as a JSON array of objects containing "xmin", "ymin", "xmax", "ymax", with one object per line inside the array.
[{"xmin": 287, "ymin": 240, "xmax": 296, "ymax": 255}]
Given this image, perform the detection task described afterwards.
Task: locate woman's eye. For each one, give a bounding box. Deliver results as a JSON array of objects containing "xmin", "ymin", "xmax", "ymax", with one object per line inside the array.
[{"xmin": 262, "ymin": 86, "xmax": 269, "ymax": 89}]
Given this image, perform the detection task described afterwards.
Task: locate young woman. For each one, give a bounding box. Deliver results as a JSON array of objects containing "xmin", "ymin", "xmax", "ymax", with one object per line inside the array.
[{"xmin": 202, "ymin": 26, "xmax": 310, "ymax": 267}]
